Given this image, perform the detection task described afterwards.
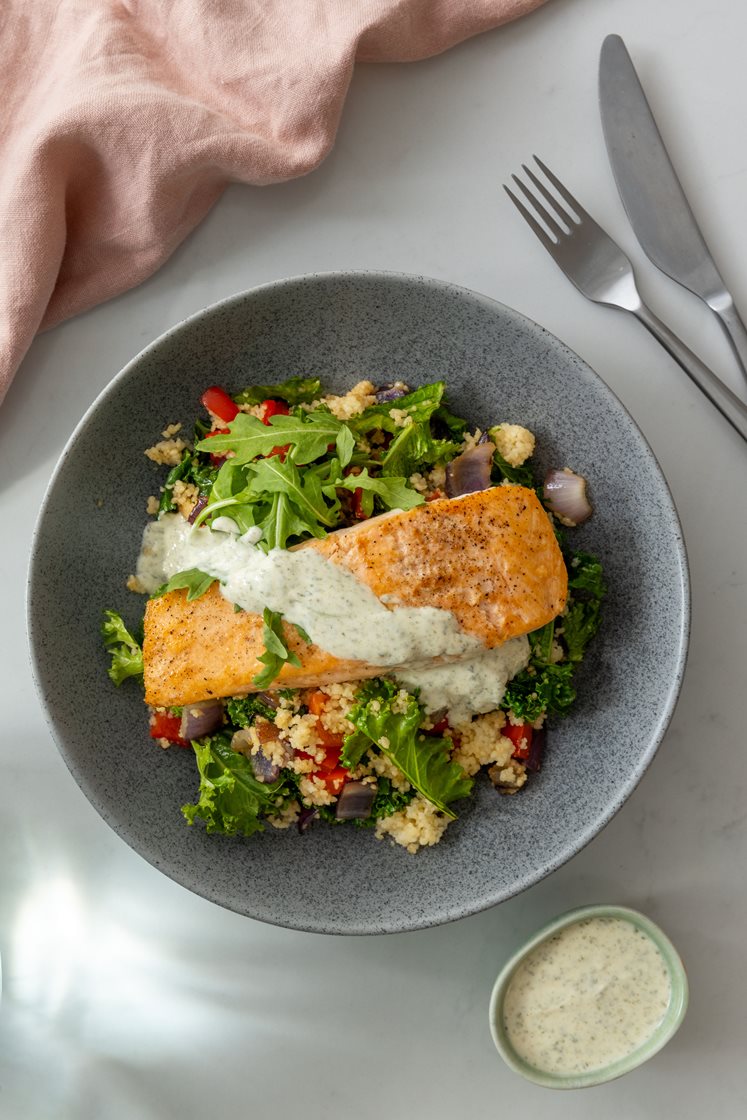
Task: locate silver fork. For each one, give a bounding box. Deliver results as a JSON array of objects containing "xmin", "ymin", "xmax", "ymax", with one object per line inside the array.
[{"xmin": 504, "ymin": 157, "xmax": 747, "ymax": 444}]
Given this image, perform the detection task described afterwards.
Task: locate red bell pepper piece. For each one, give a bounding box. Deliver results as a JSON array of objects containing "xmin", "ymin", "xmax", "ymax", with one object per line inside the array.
[
  {"xmin": 149, "ymin": 710, "xmax": 189, "ymax": 747},
  {"xmin": 201, "ymin": 386, "xmax": 239, "ymax": 424},
  {"xmin": 259, "ymin": 399, "xmax": 290, "ymax": 458},
  {"xmin": 503, "ymin": 721, "xmax": 533, "ymax": 760},
  {"xmin": 203, "ymin": 426, "xmax": 231, "ymax": 465}
]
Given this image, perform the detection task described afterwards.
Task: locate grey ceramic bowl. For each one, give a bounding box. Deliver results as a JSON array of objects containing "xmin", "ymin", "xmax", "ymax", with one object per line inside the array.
[{"xmin": 28, "ymin": 271, "xmax": 689, "ymax": 935}]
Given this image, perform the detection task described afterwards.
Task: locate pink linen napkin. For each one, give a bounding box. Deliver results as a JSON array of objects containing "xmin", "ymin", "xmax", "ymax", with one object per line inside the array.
[{"xmin": 0, "ymin": 0, "xmax": 547, "ymax": 404}]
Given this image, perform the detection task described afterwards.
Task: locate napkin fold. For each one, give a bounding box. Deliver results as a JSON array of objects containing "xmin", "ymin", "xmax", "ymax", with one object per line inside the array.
[{"xmin": 0, "ymin": 0, "xmax": 546, "ymax": 403}]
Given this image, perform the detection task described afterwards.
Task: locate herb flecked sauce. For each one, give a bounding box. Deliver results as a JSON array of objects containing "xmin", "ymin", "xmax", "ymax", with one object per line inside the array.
[
  {"xmin": 503, "ymin": 917, "xmax": 672, "ymax": 1075},
  {"xmin": 137, "ymin": 514, "xmax": 530, "ymax": 723}
]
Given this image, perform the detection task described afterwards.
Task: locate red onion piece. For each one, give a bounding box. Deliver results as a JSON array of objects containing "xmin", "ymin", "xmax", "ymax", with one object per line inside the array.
[
  {"xmin": 524, "ymin": 727, "xmax": 546, "ymax": 773},
  {"xmin": 543, "ymin": 468, "xmax": 592, "ymax": 526},
  {"xmin": 231, "ymin": 728, "xmax": 285, "ymax": 782},
  {"xmin": 374, "ymin": 381, "xmax": 411, "ymax": 403},
  {"xmin": 250, "ymin": 751, "xmax": 280, "ymax": 783},
  {"xmin": 188, "ymin": 495, "xmax": 209, "ymax": 524},
  {"xmin": 179, "ymin": 699, "xmax": 224, "ymax": 739},
  {"xmin": 298, "ymin": 806, "xmax": 319, "ymax": 834},
  {"xmin": 335, "ymin": 781, "xmax": 375, "ymax": 821},
  {"xmin": 445, "ymin": 441, "xmax": 495, "ymax": 498}
]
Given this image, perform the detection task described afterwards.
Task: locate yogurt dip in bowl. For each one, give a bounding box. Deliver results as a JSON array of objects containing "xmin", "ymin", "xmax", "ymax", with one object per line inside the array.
[{"xmin": 489, "ymin": 904, "xmax": 688, "ymax": 1088}]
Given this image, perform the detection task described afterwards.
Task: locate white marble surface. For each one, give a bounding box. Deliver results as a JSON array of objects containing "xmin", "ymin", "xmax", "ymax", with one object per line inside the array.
[{"xmin": 2, "ymin": 0, "xmax": 746, "ymax": 1115}]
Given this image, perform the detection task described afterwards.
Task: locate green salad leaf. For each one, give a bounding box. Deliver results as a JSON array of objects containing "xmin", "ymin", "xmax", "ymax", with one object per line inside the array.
[
  {"xmin": 432, "ymin": 402, "xmax": 469, "ymax": 435},
  {"xmin": 338, "ymin": 468, "xmax": 425, "ymax": 515},
  {"xmin": 152, "ymin": 568, "xmax": 215, "ymax": 601},
  {"xmin": 182, "ymin": 733, "xmax": 287, "ymax": 837},
  {"xmin": 350, "ymin": 381, "xmax": 447, "ymax": 436},
  {"xmin": 101, "ymin": 610, "xmax": 143, "ymax": 685},
  {"xmin": 380, "ymin": 422, "xmax": 460, "ymax": 479},
  {"xmin": 253, "ymin": 608, "xmax": 302, "ymax": 689},
  {"xmin": 344, "ymin": 679, "xmax": 473, "ymax": 817},
  {"xmin": 196, "ymin": 410, "xmax": 349, "ymax": 466},
  {"xmin": 233, "ymin": 377, "xmax": 322, "ymax": 406},
  {"xmin": 249, "ymin": 457, "xmax": 340, "ymax": 527}
]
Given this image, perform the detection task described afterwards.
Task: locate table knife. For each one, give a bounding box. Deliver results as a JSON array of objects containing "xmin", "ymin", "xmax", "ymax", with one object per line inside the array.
[{"xmin": 599, "ymin": 33, "xmax": 747, "ymax": 390}]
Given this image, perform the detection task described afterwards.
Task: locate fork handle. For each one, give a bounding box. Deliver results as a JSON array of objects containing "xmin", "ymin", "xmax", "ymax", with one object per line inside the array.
[{"xmin": 633, "ymin": 302, "xmax": 747, "ymax": 443}]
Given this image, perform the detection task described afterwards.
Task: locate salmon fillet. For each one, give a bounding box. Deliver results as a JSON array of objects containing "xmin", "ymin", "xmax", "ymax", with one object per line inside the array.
[{"xmin": 143, "ymin": 485, "xmax": 567, "ymax": 708}]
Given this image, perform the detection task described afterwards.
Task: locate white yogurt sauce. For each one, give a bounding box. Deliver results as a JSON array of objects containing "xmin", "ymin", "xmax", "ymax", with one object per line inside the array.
[
  {"xmin": 137, "ymin": 515, "xmax": 530, "ymax": 716},
  {"xmin": 396, "ymin": 639, "xmax": 529, "ymax": 727},
  {"xmin": 503, "ymin": 917, "xmax": 672, "ymax": 1075}
]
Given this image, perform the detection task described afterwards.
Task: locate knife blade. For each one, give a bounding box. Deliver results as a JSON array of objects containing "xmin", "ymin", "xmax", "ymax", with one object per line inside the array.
[{"xmin": 599, "ymin": 33, "xmax": 747, "ymax": 387}]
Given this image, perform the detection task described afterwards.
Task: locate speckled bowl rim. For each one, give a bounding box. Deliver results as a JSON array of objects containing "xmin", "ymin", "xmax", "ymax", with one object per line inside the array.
[
  {"xmin": 489, "ymin": 903, "xmax": 689, "ymax": 1089},
  {"xmin": 27, "ymin": 270, "xmax": 691, "ymax": 933}
]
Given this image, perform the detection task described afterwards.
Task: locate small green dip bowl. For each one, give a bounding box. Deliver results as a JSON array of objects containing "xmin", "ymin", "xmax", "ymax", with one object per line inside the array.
[{"xmin": 488, "ymin": 904, "xmax": 689, "ymax": 1089}]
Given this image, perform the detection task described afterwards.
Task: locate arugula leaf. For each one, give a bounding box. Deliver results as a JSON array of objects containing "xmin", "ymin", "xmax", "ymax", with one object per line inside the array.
[
  {"xmin": 233, "ymin": 377, "xmax": 322, "ymax": 406},
  {"xmin": 195, "ymin": 411, "xmax": 344, "ymax": 466},
  {"xmin": 350, "ymin": 381, "xmax": 446, "ymax": 436},
  {"xmin": 182, "ymin": 733, "xmax": 286, "ymax": 837},
  {"xmin": 152, "ymin": 568, "xmax": 216, "ymax": 601},
  {"xmin": 225, "ymin": 695, "xmax": 278, "ymax": 726},
  {"xmin": 253, "ymin": 608, "xmax": 302, "ymax": 689},
  {"xmin": 380, "ymin": 422, "xmax": 461, "ymax": 478},
  {"xmin": 345, "ymin": 679, "xmax": 473, "ymax": 817},
  {"xmin": 338, "ymin": 469, "xmax": 424, "ymax": 512},
  {"xmin": 249, "ymin": 457, "xmax": 339, "ymax": 527},
  {"xmin": 101, "ymin": 610, "xmax": 143, "ymax": 685},
  {"xmin": 368, "ymin": 778, "xmax": 416, "ymax": 822},
  {"xmin": 487, "ymin": 433, "xmax": 536, "ymax": 488}
]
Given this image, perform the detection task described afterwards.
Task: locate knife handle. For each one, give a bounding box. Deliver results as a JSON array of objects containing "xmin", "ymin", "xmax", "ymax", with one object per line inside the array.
[
  {"xmin": 708, "ymin": 293, "xmax": 747, "ymax": 389},
  {"xmin": 633, "ymin": 302, "xmax": 747, "ymax": 443}
]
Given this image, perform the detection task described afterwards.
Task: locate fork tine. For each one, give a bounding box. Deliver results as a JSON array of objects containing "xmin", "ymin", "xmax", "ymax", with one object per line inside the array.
[
  {"xmin": 533, "ymin": 156, "xmax": 593, "ymax": 223},
  {"xmin": 511, "ymin": 173, "xmax": 566, "ymax": 241},
  {"xmin": 522, "ymin": 163, "xmax": 577, "ymax": 229},
  {"xmin": 503, "ymin": 184, "xmax": 555, "ymax": 251}
]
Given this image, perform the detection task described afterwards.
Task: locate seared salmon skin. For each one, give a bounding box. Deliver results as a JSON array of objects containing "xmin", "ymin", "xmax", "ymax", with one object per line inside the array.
[{"xmin": 143, "ymin": 485, "xmax": 567, "ymax": 708}]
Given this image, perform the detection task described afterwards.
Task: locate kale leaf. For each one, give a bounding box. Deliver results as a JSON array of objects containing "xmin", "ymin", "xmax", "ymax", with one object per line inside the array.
[
  {"xmin": 502, "ymin": 660, "xmax": 577, "ymax": 722},
  {"xmin": 561, "ymin": 551, "xmax": 607, "ymax": 662},
  {"xmin": 225, "ymin": 695, "xmax": 278, "ymax": 726}
]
